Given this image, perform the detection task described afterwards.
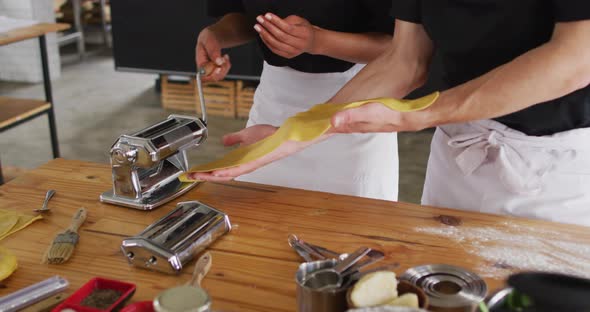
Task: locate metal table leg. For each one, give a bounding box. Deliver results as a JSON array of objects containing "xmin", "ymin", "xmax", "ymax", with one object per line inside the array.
[
  {"xmin": 0, "ymin": 158, "xmax": 4, "ymax": 185},
  {"xmin": 39, "ymin": 35, "xmax": 61, "ymax": 158},
  {"xmin": 99, "ymin": 0, "xmax": 111, "ymax": 47},
  {"xmin": 72, "ymin": 0, "xmax": 86, "ymax": 60}
]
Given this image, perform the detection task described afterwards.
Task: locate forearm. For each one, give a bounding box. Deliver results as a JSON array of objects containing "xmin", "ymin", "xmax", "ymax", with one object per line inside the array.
[
  {"xmin": 329, "ymin": 47, "xmax": 427, "ymax": 104},
  {"xmin": 208, "ymin": 13, "xmax": 257, "ymax": 49},
  {"xmin": 312, "ymin": 29, "xmax": 391, "ymax": 64},
  {"xmin": 329, "ymin": 21, "xmax": 434, "ymax": 103},
  {"xmin": 421, "ymin": 21, "xmax": 590, "ymax": 128}
]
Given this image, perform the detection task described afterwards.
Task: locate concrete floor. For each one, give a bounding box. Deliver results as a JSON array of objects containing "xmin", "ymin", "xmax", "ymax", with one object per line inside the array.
[{"xmin": 0, "ymin": 50, "xmax": 433, "ymax": 203}]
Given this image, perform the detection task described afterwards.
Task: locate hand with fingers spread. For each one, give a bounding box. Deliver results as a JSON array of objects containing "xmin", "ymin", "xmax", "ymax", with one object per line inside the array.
[
  {"xmin": 188, "ymin": 124, "xmax": 278, "ymax": 182},
  {"xmin": 196, "ymin": 27, "xmax": 232, "ymax": 82},
  {"xmin": 254, "ymin": 13, "xmax": 318, "ymax": 59},
  {"xmin": 187, "ymin": 136, "xmax": 330, "ymax": 182},
  {"xmin": 186, "ymin": 124, "xmax": 332, "ymax": 182}
]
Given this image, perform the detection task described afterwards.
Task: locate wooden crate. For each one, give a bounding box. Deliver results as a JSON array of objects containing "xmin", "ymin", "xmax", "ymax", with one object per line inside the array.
[
  {"xmin": 236, "ymin": 80, "xmax": 257, "ymax": 119},
  {"xmin": 161, "ymin": 75, "xmax": 237, "ymax": 118},
  {"xmin": 199, "ymin": 80, "xmax": 237, "ymax": 118}
]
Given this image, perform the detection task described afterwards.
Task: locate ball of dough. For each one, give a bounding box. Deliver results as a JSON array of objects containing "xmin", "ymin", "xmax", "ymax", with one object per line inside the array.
[
  {"xmin": 351, "ymin": 271, "xmax": 398, "ymax": 307},
  {"xmin": 386, "ymin": 293, "xmax": 419, "ymax": 308}
]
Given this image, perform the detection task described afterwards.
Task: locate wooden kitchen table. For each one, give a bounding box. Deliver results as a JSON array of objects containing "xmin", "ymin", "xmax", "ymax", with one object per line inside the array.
[{"xmin": 1, "ymin": 159, "xmax": 589, "ymax": 311}]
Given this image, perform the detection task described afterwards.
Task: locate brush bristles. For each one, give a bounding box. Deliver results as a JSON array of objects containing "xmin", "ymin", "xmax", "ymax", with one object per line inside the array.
[
  {"xmin": 42, "ymin": 234, "xmax": 78, "ymax": 264},
  {"xmin": 45, "ymin": 242, "xmax": 75, "ymax": 264}
]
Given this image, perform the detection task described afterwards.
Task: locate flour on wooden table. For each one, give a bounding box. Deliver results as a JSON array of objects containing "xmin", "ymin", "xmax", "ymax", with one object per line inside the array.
[{"xmin": 415, "ymin": 221, "xmax": 590, "ymax": 279}]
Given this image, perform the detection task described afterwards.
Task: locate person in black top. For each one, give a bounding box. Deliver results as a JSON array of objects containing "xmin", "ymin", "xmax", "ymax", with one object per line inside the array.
[
  {"xmin": 195, "ymin": 1, "xmax": 400, "ymax": 200},
  {"xmin": 194, "ymin": 0, "xmax": 590, "ymax": 226}
]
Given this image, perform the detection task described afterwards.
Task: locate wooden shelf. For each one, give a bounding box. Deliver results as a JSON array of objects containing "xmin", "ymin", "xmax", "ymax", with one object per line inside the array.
[
  {"xmin": 0, "ymin": 23, "xmax": 70, "ymax": 46},
  {"xmin": 0, "ymin": 22, "xmax": 64, "ymax": 163},
  {"xmin": 0, "ymin": 97, "xmax": 51, "ymax": 130}
]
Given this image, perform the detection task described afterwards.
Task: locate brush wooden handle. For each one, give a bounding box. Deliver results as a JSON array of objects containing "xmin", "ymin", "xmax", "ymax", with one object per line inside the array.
[
  {"xmin": 189, "ymin": 251, "xmax": 212, "ymax": 287},
  {"xmin": 67, "ymin": 207, "xmax": 87, "ymax": 233}
]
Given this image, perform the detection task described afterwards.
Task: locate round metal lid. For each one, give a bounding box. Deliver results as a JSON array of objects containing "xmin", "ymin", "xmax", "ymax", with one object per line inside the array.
[{"xmin": 153, "ymin": 285, "xmax": 211, "ymax": 312}]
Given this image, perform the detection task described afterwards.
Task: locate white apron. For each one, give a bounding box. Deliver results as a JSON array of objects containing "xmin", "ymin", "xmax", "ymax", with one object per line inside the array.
[
  {"xmin": 422, "ymin": 119, "xmax": 590, "ymax": 226},
  {"xmin": 237, "ymin": 62, "xmax": 399, "ymax": 201}
]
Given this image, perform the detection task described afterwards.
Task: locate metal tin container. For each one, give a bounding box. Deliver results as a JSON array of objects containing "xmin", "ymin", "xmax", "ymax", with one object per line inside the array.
[
  {"xmin": 296, "ymin": 259, "xmax": 351, "ymax": 312},
  {"xmin": 400, "ymin": 264, "xmax": 487, "ymax": 312},
  {"xmin": 121, "ymin": 201, "xmax": 231, "ymax": 274}
]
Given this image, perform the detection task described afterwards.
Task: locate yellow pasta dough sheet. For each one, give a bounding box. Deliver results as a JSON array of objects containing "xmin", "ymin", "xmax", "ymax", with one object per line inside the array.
[
  {"xmin": 0, "ymin": 246, "xmax": 17, "ymax": 281},
  {"xmin": 0, "ymin": 209, "xmax": 43, "ymax": 241},
  {"xmin": 181, "ymin": 92, "xmax": 439, "ymax": 178}
]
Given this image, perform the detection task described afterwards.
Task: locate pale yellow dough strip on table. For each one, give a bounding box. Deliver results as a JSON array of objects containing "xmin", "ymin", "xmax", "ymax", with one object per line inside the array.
[
  {"xmin": 0, "ymin": 209, "xmax": 43, "ymax": 241},
  {"xmin": 181, "ymin": 92, "xmax": 440, "ymax": 178}
]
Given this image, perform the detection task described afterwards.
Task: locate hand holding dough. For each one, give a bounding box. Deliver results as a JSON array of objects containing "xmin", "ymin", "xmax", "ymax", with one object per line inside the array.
[{"xmin": 182, "ymin": 92, "xmax": 439, "ymax": 178}]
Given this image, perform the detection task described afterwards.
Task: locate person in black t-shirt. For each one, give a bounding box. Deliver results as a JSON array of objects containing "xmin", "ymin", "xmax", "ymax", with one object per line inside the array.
[
  {"xmin": 194, "ymin": 1, "xmax": 400, "ymax": 201},
  {"xmin": 194, "ymin": 1, "xmax": 590, "ymax": 226}
]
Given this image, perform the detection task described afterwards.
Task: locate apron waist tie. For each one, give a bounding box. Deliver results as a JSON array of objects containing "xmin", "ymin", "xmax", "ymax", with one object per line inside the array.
[{"xmin": 447, "ymin": 129, "xmax": 567, "ymax": 195}]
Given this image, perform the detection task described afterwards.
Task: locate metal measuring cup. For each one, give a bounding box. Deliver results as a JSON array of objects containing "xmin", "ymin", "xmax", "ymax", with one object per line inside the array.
[
  {"xmin": 153, "ymin": 252, "xmax": 212, "ymax": 312},
  {"xmin": 296, "ymin": 259, "xmax": 351, "ymax": 312},
  {"xmin": 302, "ymin": 247, "xmax": 371, "ymax": 291}
]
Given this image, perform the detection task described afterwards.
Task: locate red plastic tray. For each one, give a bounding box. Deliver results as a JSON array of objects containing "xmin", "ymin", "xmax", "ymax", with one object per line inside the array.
[
  {"xmin": 120, "ymin": 301, "xmax": 155, "ymax": 312},
  {"xmin": 52, "ymin": 277, "xmax": 136, "ymax": 312}
]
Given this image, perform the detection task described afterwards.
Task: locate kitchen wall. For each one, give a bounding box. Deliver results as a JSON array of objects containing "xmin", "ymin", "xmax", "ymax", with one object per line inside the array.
[{"xmin": 0, "ymin": 0, "xmax": 61, "ymax": 82}]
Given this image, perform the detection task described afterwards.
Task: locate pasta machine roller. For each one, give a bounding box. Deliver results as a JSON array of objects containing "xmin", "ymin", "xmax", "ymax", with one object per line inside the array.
[{"xmin": 121, "ymin": 201, "xmax": 231, "ymax": 274}]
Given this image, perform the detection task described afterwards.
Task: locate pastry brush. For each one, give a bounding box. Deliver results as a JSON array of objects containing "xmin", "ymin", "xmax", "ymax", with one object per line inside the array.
[{"xmin": 42, "ymin": 207, "xmax": 87, "ymax": 264}]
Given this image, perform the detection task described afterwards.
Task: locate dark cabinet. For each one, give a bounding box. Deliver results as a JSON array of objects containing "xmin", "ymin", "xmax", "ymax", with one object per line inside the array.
[{"xmin": 111, "ymin": 0, "xmax": 263, "ymax": 79}]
